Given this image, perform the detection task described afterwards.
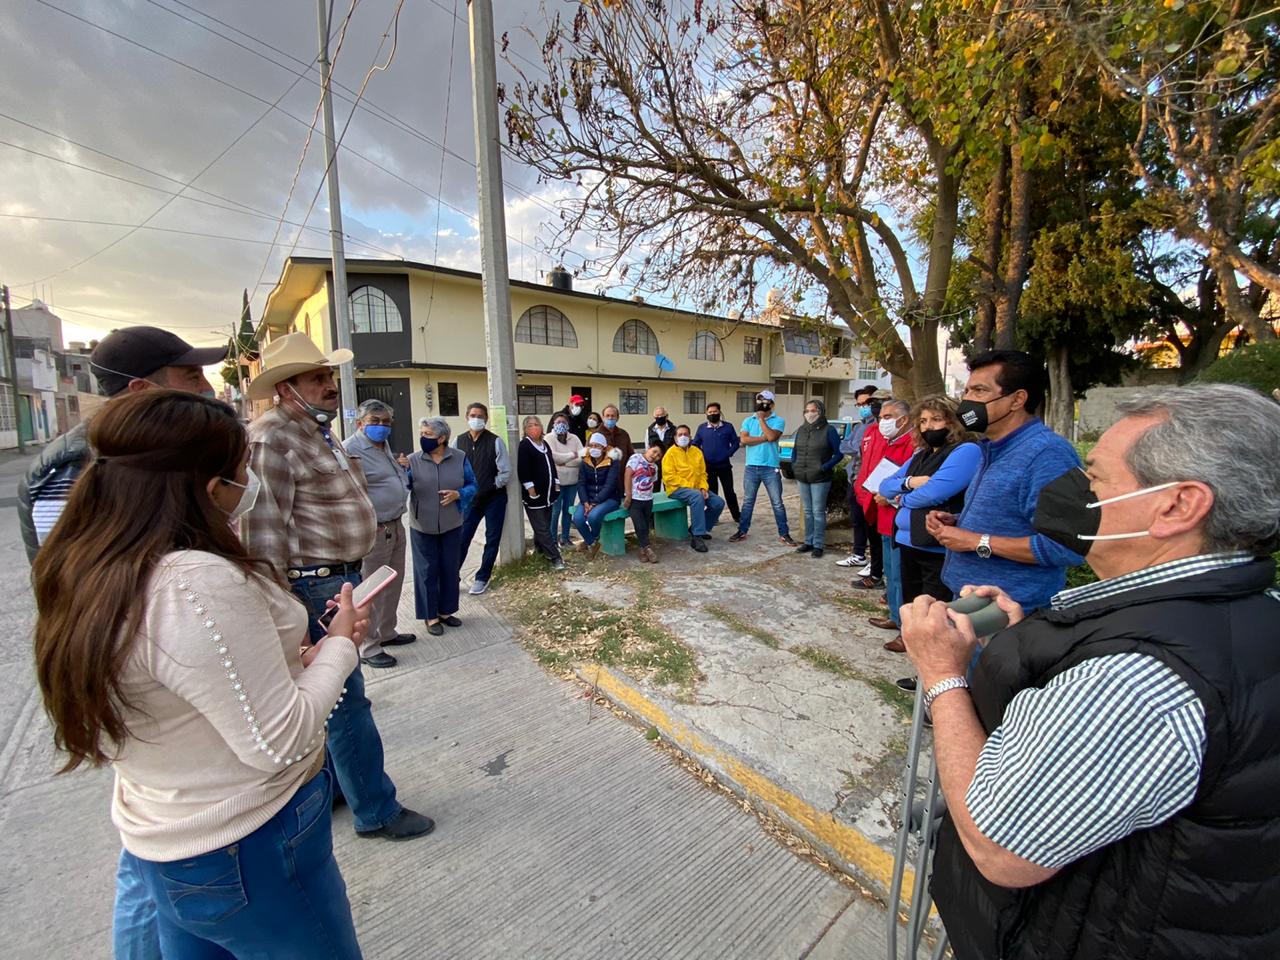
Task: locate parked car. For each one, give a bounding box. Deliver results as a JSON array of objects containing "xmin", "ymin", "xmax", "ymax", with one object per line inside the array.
[{"xmin": 778, "ymin": 418, "xmax": 858, "ymax": 479}]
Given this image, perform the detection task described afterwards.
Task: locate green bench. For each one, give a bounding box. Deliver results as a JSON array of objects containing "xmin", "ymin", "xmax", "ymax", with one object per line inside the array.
[{"xmin": 599, "ymin": 492, "xmax": 689, "ymax": 556}]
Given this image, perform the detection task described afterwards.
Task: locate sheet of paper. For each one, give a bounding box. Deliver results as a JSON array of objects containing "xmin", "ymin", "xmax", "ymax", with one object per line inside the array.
[{"xmin": 860, "ymin": 457, "xmax": 900, "ymax": 495}]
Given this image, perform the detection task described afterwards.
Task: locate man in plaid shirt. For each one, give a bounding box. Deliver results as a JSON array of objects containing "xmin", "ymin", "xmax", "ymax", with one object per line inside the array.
[{"xmin": 241, "ymin": 333, "xmax": 433, "ymax": 842}]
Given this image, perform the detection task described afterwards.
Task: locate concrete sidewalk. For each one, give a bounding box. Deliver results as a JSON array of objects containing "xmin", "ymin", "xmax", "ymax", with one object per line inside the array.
[
  {"xmin": 0, "ymin": 540, "xmax": 891, "ymax": 958},
  {"xmin": 485, "ymin": 480, "xmax": 930, "ymax": 906}
]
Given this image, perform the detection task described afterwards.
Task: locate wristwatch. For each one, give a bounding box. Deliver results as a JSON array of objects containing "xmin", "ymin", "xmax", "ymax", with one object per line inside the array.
[
  {"xmin": 924, "ymin": 675, "xmax": 970, "ymax": 710},
  {"xmin": 976, "ymin": 533, "xmax": 993, "ymax": 559}
]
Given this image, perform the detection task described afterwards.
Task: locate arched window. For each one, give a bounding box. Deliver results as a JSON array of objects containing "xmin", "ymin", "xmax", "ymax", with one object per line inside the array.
[
  {"xmin": 688, "ymin": 330, "xmax": 724, "ymax": 361},
  {"xmin": 349, "ymin": 285, "xmax": 403, "ymax": 333},
  {"xmin": 516, "ymin": 304, "xmax": 578, "ymax": 347},
  {"xmin": 613, "ymin": 319, "xmax": 659, "ymax": 355}
]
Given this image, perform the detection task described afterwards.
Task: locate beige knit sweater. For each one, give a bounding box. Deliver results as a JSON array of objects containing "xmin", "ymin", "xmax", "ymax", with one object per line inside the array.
[{"xmin": 111, "ymin": 551, "xmax": 357, "ymax": 861}]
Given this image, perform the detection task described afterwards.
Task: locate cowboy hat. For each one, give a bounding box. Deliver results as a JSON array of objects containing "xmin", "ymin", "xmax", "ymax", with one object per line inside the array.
[{"xmin": 246, "ymin": 332, "xmax": 353, "ymax": 401}]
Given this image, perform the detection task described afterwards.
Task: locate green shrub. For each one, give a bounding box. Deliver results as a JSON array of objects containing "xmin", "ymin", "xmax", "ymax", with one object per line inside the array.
[{"xmin": 1198, "ymin": 339, "xmax": 1280, "ymax": 395}]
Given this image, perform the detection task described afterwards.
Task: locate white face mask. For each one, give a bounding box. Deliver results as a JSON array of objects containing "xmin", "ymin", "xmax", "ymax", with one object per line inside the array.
[
  {"xmin": 804, "ymin": 411, "xmax": 819, "ymax": 424},
  {"xmin": 570, "ymin": 404, "xmax": 582, "ymax": 416},
  {"xmin": 587, "ymin": 418, "xmax": 599, "ymax": 429},
  {"xmin": 676, "ymin": 435, "xmax": 691, "ymax": 448},
  {"xmin": 468, "ymin": 417, "xmax": 486, "ymax": 432},
  {"xmin": 221, "ymin": 467, "xmax": 261, "ymax": 522},
  {"xmin": 878, "ymin": 418, "xmax": 901, "ymax": 439}
]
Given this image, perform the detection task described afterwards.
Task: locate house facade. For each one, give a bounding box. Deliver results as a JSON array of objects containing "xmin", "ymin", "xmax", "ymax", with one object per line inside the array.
[{"xmin": 259, "ymin": 257, "xmax": 888, "ymax": 452}]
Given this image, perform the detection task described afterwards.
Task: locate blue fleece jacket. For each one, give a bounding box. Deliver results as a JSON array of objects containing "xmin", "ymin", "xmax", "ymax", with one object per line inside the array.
[
  {"xmin": 942, "ymin": 419, "xmax": 1084, "ymax": 611},
  {"xmin": 879, "ymin": 442, "xmax": 982, "ymax": 554},
  {"xmin": 693, "ymin": 420, "xmax": 741, "ymax": 466}
]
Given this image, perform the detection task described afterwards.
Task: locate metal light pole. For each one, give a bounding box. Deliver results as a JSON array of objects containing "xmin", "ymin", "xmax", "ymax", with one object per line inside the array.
[
  {"xmin": 1, "ymin": 285, "xmax": 24, "ymax": 453},
  {"xmin": 316, "ymin": 0, "xmax": 357, "ymax": 439},
  {"xmin": 468, "ymin": 0, "xmax": 525, "ymax": 562}
]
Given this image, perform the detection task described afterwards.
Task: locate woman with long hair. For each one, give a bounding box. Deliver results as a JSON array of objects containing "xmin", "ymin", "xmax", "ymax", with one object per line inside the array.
[
  {"xmin": 878, "ymin": 396, "xmax": 982, "ymax": 616},
  {"xmin": 33, "ymin": 389, "xmax": 365, "ymax": 958}
]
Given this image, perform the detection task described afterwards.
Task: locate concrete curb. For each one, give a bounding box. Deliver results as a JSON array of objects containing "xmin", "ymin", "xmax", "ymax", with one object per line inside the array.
[{"xmin": 576, "ymin": 660, "xmax": 922, "ymax": 908}]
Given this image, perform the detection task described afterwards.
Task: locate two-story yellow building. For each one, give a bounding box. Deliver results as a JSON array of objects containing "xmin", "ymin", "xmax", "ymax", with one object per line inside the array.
[{"xmin": 259, "ymin": 257, "xmax": 885, "ymax": 452}]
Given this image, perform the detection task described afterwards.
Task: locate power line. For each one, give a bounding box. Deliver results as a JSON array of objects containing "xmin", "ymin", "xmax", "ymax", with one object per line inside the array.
[
  {"xmin": 5, "ymin": 289, "xmax": 228, "ymax": 334},
  {"xmin": 0, "ymin": 120, "xmax": 407, "ymax": 259}
]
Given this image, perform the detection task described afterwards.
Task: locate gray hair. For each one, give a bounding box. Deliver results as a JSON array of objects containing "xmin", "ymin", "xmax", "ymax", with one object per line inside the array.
[
  {"xmin": 418, "ymin": 416, "xmax": 451, "ymax": 443},
  {"xmin": 357, "ymin": 398, "xmax": 392, "ymax": 420},
  {"xmin": 1116, "ymin": 384, "xmax": 1280, "ymax": 554},
  {"xmin": 881, "ymin": 398, "xmax": 910, "ymax": 418},
  {"xmin": 522, "ymin": 415, "xmax": 543, "ymax": 433}
]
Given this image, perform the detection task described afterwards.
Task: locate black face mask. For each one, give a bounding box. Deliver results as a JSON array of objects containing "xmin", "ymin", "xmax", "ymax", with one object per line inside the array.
[
  {"xmin": 655, "ymin": 416, "xmax": 668, "ymax": 426},
  {"xmin": 419, "ymin": 436, "xmax": 440, "ymax": 454},
  {"xmin": 922, "ymin": 427, "xmax": 951, "ymax": 448},
  {"xmin": 707, "ymin": 413, "xmax": 721, "ymax": 423},
  {"xmin": 957, "ymin": 394, "xmax": 1011, "ymax": 434},
  {"xmin": 755, "ymin": 402, "xmax": 772, "ymax": 412},
  {"xmin": 1033, "ymin": 468, "xmax": 1100, "ymax": 556}
]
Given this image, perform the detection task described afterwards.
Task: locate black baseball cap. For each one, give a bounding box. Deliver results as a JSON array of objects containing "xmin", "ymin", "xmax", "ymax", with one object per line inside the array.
[{"xmin": 91, "ymin": 327, "xmax": 229, "ymax": 396}]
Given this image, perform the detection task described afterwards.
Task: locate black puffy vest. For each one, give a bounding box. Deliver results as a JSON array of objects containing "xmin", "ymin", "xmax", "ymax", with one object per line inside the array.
[
  {"xmin": 930, "ymin": 558, "xmax": 1280, "ymax": 960},
  {"xmin": 791, "ymin": 419, "xmax": 836, "ymax": 483},
  {"xmin": 456, "ymin": 429, "xmax": 499, "ymax": 507}
]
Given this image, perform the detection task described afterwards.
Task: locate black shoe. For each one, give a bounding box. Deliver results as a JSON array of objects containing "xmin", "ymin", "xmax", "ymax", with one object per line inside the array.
[
  {"xmin": 852, "ymin": 576, "xmax": 884, "ymax": 589},
  {"xmin": 441, "ymin": 615, "xmax": 462, "ymax": 628},
  {"xmin": 360, "ymin": 652, "xmax": 397, "ymax": 669},
  {"xmin": 700, "ymin": 533, "xmax": 712, "ymax": 540},
  {"xmin": 895, "ymin": 677, "xmax": 917, "ymax": 691},
  {"xmin": 728, "ymin": 530, "xmax": 748, "ymax": 543},
  {"xmin": 358, "ymin": 808, "xmax": 436, "ymax": 842},
  {"xmin": 778, "ymin": 535, "xmax": 798, "ymax": 546},
  {"xmin": 795, "ymin": 544, "xmax": 813, "ymax": 554},
  {"xmin": 811, "ymin": 548, "xmax": 824, "ymax": 558},
  {"xmin": 426, "ymin": 622, "xmax": 444, "ymax": 636},
  {"xmin": 691, "ymin": 536, "xmax": 709, "ymax": 553},
  {"xmin": 383, "ymin": 633, "xmax": 417, "ymax": 647}
]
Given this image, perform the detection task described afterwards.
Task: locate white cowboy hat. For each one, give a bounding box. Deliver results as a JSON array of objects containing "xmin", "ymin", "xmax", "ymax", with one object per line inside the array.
[{"xmin": 246, "ymin": 332, "xmax": 353, "ymax": 401}]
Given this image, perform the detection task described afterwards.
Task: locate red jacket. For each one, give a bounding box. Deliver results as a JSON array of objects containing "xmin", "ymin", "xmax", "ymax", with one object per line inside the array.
[{"xmin": 853, "ymin": 426, "xmax": 915, "ymax": 535}]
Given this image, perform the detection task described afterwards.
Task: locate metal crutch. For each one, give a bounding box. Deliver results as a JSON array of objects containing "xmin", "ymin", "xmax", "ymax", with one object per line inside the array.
[{"xmin": 887, "ymin": 683, "xmax": 940, "ymax": 959}]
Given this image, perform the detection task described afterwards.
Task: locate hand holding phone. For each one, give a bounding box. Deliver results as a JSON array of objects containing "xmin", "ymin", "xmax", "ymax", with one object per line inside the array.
[
  {"xmin": 321, "ymin": 582, "xmax": 365, "ymax": 646},
  {"xmin": 316, "ymin": 566, "xmax": 399, "ymax": 631}
]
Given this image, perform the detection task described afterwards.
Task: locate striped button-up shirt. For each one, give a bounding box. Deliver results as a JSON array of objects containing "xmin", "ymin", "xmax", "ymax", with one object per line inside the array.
[
  {"xmin": 241, "ymin": 402, "xmax": 377, "ymax": 577},
  {"xmin": 965, "ymin": 552, "xmax": 1256, "ymax": 870}
]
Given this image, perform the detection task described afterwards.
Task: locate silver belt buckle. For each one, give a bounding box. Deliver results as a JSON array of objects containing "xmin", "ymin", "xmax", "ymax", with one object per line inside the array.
[{"xmin": 315, "ymin": 566, "xmax": 332, "ymax": 577}]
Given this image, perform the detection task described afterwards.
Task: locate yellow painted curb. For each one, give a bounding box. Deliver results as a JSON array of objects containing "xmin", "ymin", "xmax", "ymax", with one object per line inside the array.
[{"xmin": 581, "ymin": 661, "xmax": 923, "ymax": 909}]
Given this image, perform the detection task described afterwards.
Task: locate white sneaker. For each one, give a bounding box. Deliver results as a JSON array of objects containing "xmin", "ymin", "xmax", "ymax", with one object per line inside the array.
[
  {"xmin": 836, "ymin": 553, "xmax": 867, "ymax": 568},
  {"xmin": 469, "ymin": 580, "xmax": 489, "ymax": 596},
  {"xmin": 857, "ymin": 563, "xmax": 872, "ymax": 577}
]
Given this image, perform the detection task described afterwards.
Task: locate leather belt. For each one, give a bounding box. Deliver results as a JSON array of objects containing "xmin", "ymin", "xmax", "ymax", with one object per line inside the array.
[{"xmin": 286, "ymin": 560, "xmax": 362, "ymax": 580}]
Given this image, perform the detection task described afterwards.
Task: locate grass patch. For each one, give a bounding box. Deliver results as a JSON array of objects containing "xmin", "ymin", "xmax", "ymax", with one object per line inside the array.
[
  {"xmin": 705, "ymin": 604, "xmax": 781, "ymax": 649},
  {"xmin": 495, "ymin": 564, "xmax": 701, "ymax": 692},
  {"xmin": 832, "ymin": 594, "xmax": 887, "ymax": 616},
  {"xmin": 792, "ymin": 645, "xmax": 914, "ymax": 719}
]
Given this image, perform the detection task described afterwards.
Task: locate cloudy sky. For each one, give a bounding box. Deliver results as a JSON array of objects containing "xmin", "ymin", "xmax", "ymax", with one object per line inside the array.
[{"xmin": 0, "ymin": 0, "xmax": 594, "ymax": 348}]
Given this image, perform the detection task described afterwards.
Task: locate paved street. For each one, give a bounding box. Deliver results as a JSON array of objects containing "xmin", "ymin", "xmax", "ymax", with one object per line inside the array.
[{"xmin": 0, "ymin": 449, "xmax": 890, "ymax": 959}]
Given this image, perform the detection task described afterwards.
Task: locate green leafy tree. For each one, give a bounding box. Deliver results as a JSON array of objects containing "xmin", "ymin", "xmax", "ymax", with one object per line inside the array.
[{"xmin": 220, "ymin": 289, "xmax": 259, "ymax": 394}]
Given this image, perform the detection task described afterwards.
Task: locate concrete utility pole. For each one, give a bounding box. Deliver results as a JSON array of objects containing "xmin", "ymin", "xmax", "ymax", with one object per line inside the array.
[
  {"xmin": 468, "ymin": 0, "xmax": 525, "ymax": 563},
  {"xmin": 1, "ymin": 285, "xmax": 23, "ymax": 453},
  {"xmin": 316, "ymin": 0, "xmax": 357, "ymax": 439}
]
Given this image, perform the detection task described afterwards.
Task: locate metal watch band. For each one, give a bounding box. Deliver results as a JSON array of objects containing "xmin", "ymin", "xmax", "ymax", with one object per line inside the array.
[{"xmin": 923, "ymin": 676, "xmax": 970, "ymax": 711}]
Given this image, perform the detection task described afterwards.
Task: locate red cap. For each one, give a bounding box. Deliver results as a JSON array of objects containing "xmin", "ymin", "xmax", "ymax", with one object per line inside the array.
[{"xmin": 569, "ymin": 394, "xmax": 585, "ymax": 404}]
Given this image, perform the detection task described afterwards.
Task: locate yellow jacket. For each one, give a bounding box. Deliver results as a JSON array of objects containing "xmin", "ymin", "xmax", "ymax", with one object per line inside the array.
[{"xmin": 662, "ymin": 443, "xmax": 708, "ymax": 492}]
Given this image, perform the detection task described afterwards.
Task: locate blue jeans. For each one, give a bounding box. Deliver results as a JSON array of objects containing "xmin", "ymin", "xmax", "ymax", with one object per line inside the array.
[
  {"xmin": 550, "ymin": 483, "xmax": 578, "ymax": 541},
  {"xmin": 123, "ymin": 770, "xmax": 362, "ymax": 959},
  {"xmin": 290, "ymin": 574, "xmax": 401, "ymax": 834},
  {"xmin": 114, "ymin": 848, "xmax": 161, "ymax": 960},
  {"xmin": 737, "ymin": 465, "xmax": 790, "ymax": 537},
  {"xmin": 573, "ymin": 498, "xmax": 620, "ymax": 545},
  {"xmin": 458, "ymin": 492, "xmax": 506, "ymax": 584},
  {"xmin": 797, "ymin": 480, "xmax": 832, "ymax": 548},
  {"xmin": 667, "ymin": 487, "xmax": 725, "ymax": 537},
  {"xmin": 883, "ymin": 534, "xmax": 903, "ymax": 627},
  {"xmin": 409, "ymin": 526, "xmax": 462, "ymax": 621}
]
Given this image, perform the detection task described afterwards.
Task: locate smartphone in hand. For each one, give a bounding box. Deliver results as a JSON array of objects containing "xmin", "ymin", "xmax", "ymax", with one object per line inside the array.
[{"xmin": 316, "ymin": 565, "xmax": 398, "ymax": 631}]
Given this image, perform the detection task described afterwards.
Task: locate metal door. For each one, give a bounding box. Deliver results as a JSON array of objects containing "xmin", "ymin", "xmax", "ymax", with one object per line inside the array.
[{"xmin": 356, "ymin": 378, "xmax": 413, "ymax": 455}]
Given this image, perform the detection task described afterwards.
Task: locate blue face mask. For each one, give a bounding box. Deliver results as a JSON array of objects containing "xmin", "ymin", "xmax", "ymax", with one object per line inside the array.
[
  {"xmin": 857, "ymin": 405, "xmax": 872, "ymax": 420},
  {"xmin": 364, "ymin": 424, "xmax": 392, "ymax": 443},
  {"xmin": 553, "ymin": 423, "xmax": 569, "ymax": 436},
  {"xmin": 604, "ymin": 417, "xmax": 618, "ymax": 429},
  {"xmin": 419, "ymin": 436, "xmax": 440, "ymax": 454}
]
